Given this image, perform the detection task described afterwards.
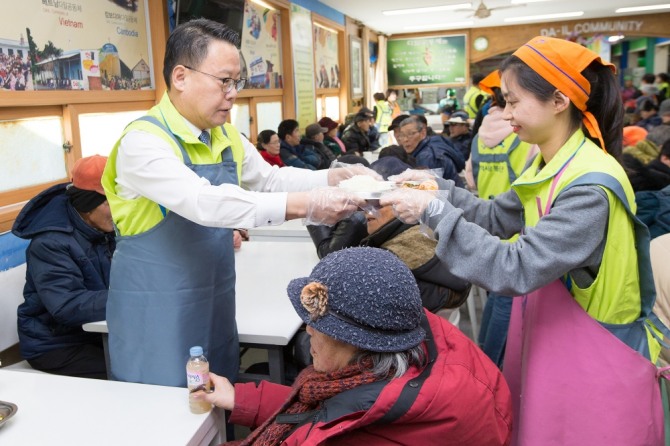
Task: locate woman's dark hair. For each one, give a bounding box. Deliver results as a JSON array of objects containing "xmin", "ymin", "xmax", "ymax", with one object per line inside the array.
[
  {"xmin": 163, "ymin": 18, "xmax": 241, "ymax": 90},
  {"xmin": 490, "ymin": 86, "xmax": 506, "ymax": 108},
  {"xmin": 500, "ymin": 56, "xmax": 624, "ymax": 160},
  {"xmin": 373, "ymin": 92, "xmax": 386, "ymax": 101},
  {"xmin": 385, "ymin": 88, "xmax": 398, "ymax": 98},
  {"xmin": 256, "ymin": 129, "xmax": 277, "ymax": 151}
]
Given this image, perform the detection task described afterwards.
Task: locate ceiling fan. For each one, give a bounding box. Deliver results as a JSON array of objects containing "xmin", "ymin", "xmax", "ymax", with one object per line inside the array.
[{"xmin": 459, "ymin": 0, "xmax": 526, "ymax": 19}]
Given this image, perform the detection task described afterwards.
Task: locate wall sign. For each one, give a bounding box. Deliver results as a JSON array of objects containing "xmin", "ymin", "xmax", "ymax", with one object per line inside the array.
[{"xmin": 387, "ymin": 34, "xmax": 467, "ymax": 88}]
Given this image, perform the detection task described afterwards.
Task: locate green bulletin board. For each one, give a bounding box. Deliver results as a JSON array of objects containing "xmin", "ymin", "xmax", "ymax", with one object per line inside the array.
[{"xmin": 387, "ymin": 35, "xmax": 467, "ymax": 88}]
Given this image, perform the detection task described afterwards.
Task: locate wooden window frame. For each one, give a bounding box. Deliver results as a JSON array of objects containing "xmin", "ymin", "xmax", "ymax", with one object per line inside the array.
[{"xmin": 0, "ymin": 0, "xmax": 169, "ymax": 233}]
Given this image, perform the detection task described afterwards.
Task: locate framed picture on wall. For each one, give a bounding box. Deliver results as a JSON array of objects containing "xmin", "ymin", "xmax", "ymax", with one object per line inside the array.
[{"xmin": 349, "ymin": 36, "xmax": 363, "ymax": 99}]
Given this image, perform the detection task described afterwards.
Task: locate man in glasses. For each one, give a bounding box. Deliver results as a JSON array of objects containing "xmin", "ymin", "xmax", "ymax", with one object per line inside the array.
[
  {"xmin": 101, "ymin": 18, "xmax": 374, "ymax": 387},
  {"xmin": 396, "ymin": 116, "xmax": 465, "ymax": 186}
]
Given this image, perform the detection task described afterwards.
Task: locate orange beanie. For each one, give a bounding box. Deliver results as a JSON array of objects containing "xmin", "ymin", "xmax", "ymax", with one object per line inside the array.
[{"xmin": 512, "ymin": 36, "xmax": 616, "ymax": 152}]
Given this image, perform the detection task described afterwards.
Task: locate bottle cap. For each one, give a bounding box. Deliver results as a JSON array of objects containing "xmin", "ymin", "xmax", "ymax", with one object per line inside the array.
[{"xmin": 190, "ymin": 346, "xmax": 203, "ymax": 357}]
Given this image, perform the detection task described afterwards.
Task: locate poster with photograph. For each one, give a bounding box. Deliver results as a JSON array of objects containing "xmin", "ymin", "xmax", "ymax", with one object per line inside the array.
[
  {"xmin": 387, "ymin": 35, "xmax": 467, "ymax": 88},
  {"xmin": 0, "ymin": 0, "xmax": 151, "ymax": 91},
  {"xmin": 313, "ymin": 24, "xmax": 339, "ymax": 89},
  {"xmin": 241, "ymin": 0, "xmax": 282, "ymax": 89}
]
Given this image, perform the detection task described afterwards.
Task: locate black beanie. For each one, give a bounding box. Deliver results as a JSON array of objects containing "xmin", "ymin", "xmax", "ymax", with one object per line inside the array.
[{"xmin": 66, "ymin": 185, "xmax": 106, "ymax": 213}]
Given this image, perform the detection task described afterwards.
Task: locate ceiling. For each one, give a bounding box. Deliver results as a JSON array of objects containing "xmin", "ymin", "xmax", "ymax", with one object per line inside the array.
[{"xmin": 316, "ymin": 0, "xmax": 670, "ymax": 36}]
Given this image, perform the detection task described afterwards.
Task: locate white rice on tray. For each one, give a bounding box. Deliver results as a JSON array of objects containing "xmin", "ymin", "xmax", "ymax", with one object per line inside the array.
[{"xmin": 338, "ymin": 175, "xmax": 394, "ymax": 192}]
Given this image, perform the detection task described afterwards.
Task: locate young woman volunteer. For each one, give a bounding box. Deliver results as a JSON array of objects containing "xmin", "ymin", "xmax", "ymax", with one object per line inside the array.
[{"xmin": 381, "ymin": 36, "xmax": 668, "ymax": 444}]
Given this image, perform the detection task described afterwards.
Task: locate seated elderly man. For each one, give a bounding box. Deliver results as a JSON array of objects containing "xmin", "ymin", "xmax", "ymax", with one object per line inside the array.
[
  {"xmin": 341, "ymin": 110, "xmax": 373, "ymax": 155},
  {"xmin": 301, "ymin": 122, "xmax": 336, "ymax": 169},
  {"xmin": 194, "ymin": 247, "xmax": 512, "ymax": 445},
  {"xmin": 443, "ymin": 110, "xmax": 473, "ymax": 161},
  {"xmin": 396, "ymin": 115, "xmax": 465, "ymax": 186},
  {"xmin": 13, "ymin": 155, "xmax": 115, "ymax": 379}
]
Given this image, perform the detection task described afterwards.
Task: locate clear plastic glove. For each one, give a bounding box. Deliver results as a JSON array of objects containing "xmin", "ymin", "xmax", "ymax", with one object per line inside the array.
[
  {"xmin": 387, "ymin": 168, "xmax": 439, "ymax": 184},
  {"xmin": 327, "ymin": 160, "xmax": 383, "ymax": 186},
  {"xmin": 305, "ymin": 187, "xmax": 365, "ymax": 226},
  {"xmin": 380, "ymin": 188, "xmax": 449, "ymax": 225},
  {"xmin": 190, "ymin": 372, "xmax": 235, "ymax": 410}
]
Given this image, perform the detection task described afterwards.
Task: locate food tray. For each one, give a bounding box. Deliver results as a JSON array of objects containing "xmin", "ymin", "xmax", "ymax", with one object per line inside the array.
[{"xmin": 0, "ymin": 400, "xmax": 18, "ymax": 428}]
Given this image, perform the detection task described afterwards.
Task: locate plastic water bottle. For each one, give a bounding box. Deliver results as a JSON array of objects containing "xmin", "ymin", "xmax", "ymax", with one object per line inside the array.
[{"xmin": 186, "ymin": 346, "xmax": 212, "ymax": 414}]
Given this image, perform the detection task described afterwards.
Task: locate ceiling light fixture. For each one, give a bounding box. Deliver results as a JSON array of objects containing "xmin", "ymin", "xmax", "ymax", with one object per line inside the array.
[
  {"xmin": 384, "ymin": 3, "xmax": 472, "ymax": 16},
  {"xmin": 615, "ymin": 4, "xmax": 670, "ymax": 13},
  {"xmin": 511, "ymin": 0, "xmax": 551, "ymax": 3},
  {"xmin": 608, "ymin": 35, "xmax": 625, "ymax": 43},
  {"xmin": 404, "ymin": 21, "xmax": 475, "ymax": 30},
  {"xmin": 504, "ymin": 11, "xmax": 584, "ymax": 23},
  {"xmin": 249, "ymin": 0, "xmax": 276, "ymax": 10}
]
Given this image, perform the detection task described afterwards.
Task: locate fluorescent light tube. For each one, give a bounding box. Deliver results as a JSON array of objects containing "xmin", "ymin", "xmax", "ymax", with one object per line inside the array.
[
  {"xmin": 615, "ymin": 4, "xmax": 670, "ymax": 13},
  {"xmin": 384, "ymin": 3, "xmax": 472, "ymax": 16},
  {"xmin": 404, "ymin": 21, "xmax": 474, "ymax": 30},
  {"xmin": 504, "ymin": 11, "xmax": 584, "ymax": 23}
]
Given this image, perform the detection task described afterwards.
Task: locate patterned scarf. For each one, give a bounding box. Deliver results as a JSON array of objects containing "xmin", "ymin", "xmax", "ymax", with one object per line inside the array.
[{"xmin": 230, "ymin": 360, "xmax": 380, "ymax": 446}]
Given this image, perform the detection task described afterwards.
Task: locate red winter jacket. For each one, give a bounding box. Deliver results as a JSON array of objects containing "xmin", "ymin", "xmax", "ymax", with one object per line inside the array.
[{"xmin": 230, "ymin": 311, "xmax": 512, "ymax": 445}]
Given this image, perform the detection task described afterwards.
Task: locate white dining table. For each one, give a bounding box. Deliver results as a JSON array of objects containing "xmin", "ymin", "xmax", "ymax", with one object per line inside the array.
[
  {"xmin": 246, "ymin": 219, "xmax": 312, "ymax": 242},
  {"xmin": 83, "ymin": 241, "xmax": 320, "ymax": 384},
  {"xmin": 0, "ymin": 369, "xmax": 225, "ymax": 446}
]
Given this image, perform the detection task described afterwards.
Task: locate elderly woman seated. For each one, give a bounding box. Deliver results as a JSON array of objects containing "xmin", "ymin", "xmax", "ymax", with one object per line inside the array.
[{"xmin": 194, "ymin": 247, "xmax": 512, "ymax": 445}]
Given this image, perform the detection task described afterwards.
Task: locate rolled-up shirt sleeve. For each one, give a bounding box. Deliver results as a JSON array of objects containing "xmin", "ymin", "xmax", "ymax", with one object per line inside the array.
[{"xmin": 115, "ymin": 131, "xmax": 328, "ymax": 228}]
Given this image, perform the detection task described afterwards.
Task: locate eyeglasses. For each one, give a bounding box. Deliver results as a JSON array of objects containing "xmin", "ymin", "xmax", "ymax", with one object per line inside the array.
[
  {"xmin": 397, "ymin": 129, "xmax": 420, "ymax": 140},
  {"xmin": 183, "ymin": 65, "xmax": 247, "ymax": 93}
]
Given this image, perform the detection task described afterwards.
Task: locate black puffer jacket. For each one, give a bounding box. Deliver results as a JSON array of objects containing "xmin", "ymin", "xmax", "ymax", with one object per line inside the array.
[
  {"xmin": 308, "ymin": 214, "xmax": 470, "ymax": 312},
  {"xmin": 12, "ymin": 184, "xmax": 115, "ymax": 360}
]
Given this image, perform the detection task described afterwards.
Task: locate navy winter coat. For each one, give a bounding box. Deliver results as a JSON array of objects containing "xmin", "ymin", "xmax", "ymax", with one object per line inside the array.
[
  {"xmin": 412, "ymin": 135, "xmax": 465, "ymax": 186},
  {"xmin": 12, "ymin": 184, "xmax": 115, "ymax": 360}
]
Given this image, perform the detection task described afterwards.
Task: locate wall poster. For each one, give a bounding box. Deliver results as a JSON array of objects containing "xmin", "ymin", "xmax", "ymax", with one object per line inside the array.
[
  {"xmin": 289, "ymin": 3, "xmax": 316, "ymax": 129},
  {"xmin": 0, "ymin": 0, "xmax": 152, "ymax": 91},
  {"xmin": 349, "ymin": 36, "xmax": 362, "ymax": 98},
  {"xmin": 241, "ymin": 0, "xmax": 282, "ymax": 89},
  {"xmin": 387, "ymin": 34, "xmax": 467, "ymax": 88},
  {"xmin": 313, "ymin": 24, "xmax": 339, "ymax": 89}
]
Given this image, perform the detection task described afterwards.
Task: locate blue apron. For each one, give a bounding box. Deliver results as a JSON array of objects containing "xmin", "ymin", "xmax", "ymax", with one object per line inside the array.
[{"xmin": 107, "ymin": 117, "xmax": 239, "ymax": 386}]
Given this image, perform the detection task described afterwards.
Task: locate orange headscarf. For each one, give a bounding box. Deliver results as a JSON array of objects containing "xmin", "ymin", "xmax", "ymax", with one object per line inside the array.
[
  {"xmin": 479, "ymin": 70, "xmax": 501, "ymax": 96},
  {"xmin": 512, "ymin": 36, "xmax": 616, "ymax": 152}
]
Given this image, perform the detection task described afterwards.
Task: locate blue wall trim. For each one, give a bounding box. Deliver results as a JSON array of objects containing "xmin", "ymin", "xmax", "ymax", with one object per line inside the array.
[
  {"xmin": 291, "ymin": 0, "xmax": 344, "ymax": 25},
  {"xmin": 0, "ymin": 232, "xmax": 28, "ymax": 272}
]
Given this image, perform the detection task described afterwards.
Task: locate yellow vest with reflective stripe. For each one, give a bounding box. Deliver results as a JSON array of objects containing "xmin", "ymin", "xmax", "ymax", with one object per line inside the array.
[
  {"xmin": 101, "ymin": 93, "xmax": 245, "ymax": 236},
  {"xmin": 512, "ymin": 130, "xmax": 643, "ymax": 326},
  {"xmin": 463, "ymin": 86, "xmax": 488, "ymax": 118},
  {"xmin": 475, "ymin": 133, "xmax": 533, "ymax": 200},
  {"xmin": 374, "ymin": 100, "xmax": 393, "ymax": 133}
]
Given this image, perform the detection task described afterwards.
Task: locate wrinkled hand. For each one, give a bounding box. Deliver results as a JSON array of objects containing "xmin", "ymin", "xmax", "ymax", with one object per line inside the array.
[
  {"xmin": 380, "ymin": 188, "xmax": 443, "ymax": 224},
  {"xmin": 306, "ymin": 187, "xmax": 365, "ymax": 226},
  {"xmin": 327, "ymin": 161, "xmax": 383, "ymax": 186},
  {"xmin": 387, "ymin": 168, "xmax": 438, "ymax": 184},
  {"xmin": 191, "ymin": 372, "xmax": 235, "ymax": 410}
]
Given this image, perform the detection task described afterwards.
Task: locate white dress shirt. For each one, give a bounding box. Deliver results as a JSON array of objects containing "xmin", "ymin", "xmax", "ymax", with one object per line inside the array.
[{"xmin": 114, "ymin": 119, "xmax": 328, "ymax": 229}]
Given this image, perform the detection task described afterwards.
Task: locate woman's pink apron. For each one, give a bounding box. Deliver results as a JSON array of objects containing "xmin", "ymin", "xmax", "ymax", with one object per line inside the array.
[{"xmin": 503, "ymin": 172, "xmax": 668, "ymax": 445}]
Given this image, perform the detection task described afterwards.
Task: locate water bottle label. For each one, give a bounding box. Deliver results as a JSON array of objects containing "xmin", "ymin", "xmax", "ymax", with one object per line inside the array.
[{"xmin": 187, "ymin": 371, "xmax": 209, "ymax": 388}]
